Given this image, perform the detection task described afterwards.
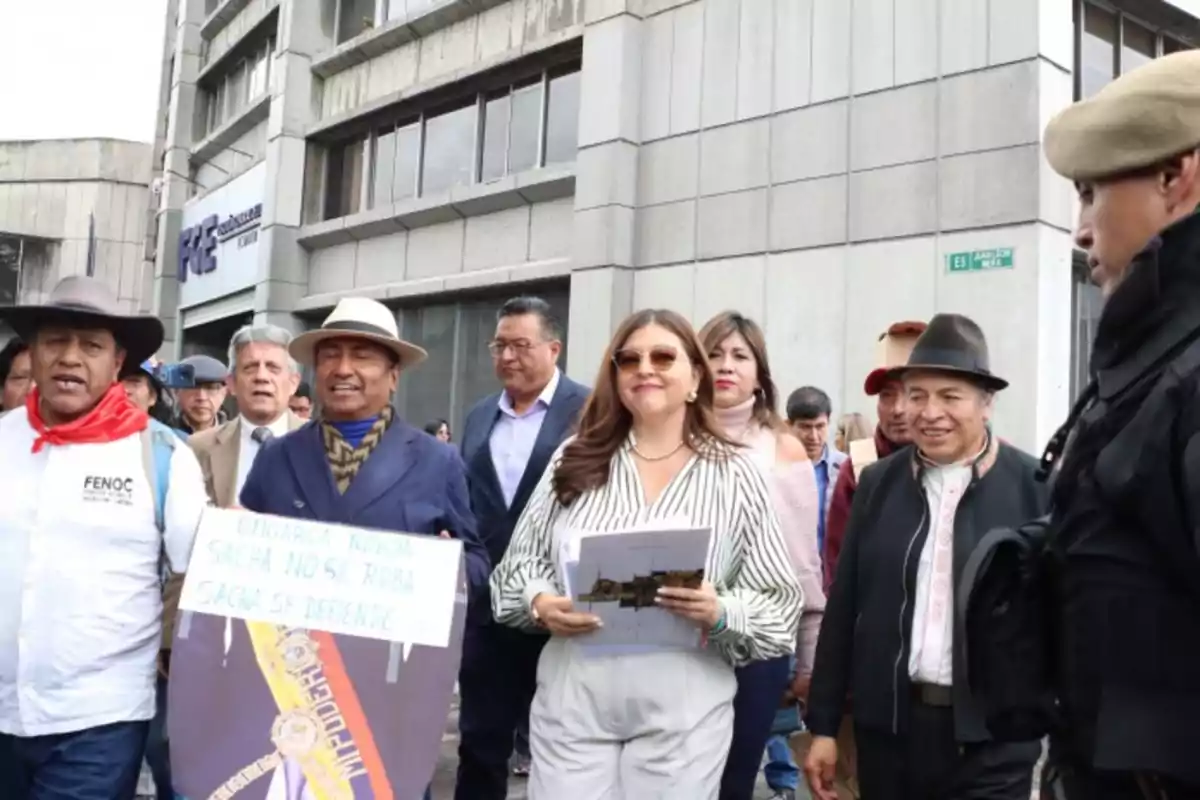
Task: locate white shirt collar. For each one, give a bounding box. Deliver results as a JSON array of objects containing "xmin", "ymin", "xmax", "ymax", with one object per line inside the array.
[
  {"xmin": 239, "ymin": 412, "xmax": 291, "ymax": 440},
  {"xmin": 497, "ymin": 368, "xmax": 560, "ymax": 418}
]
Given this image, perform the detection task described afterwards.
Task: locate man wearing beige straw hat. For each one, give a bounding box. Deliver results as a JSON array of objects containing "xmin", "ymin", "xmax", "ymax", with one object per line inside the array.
[
  {"xmin": 0, "ymin": 276, "xmax": 208, "ymax": 799},
  {"xmin": 979, "ymin": 51, "xmax": 1200, "ymax": 797}
]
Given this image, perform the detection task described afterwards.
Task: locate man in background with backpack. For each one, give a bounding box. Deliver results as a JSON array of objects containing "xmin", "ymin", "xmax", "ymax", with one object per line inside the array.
[
  {"xmin": 1033, "ymin": 51, "xmax": 1200, "ymax": 797},
  {"xmin": 0, "ymin": 276, "xmax": 208, "ymax": 800}
]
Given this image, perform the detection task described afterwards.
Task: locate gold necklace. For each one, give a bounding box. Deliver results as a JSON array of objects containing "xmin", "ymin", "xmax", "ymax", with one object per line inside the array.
[{"xmin": 630, "ymin": 440, "xmax": 686, "ymax": 462}]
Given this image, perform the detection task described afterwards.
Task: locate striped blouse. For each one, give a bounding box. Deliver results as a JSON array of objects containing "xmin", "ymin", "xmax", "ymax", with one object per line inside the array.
[{"xmin": 490, "ymin": 436, "xmax": 804, "ymax": 666}]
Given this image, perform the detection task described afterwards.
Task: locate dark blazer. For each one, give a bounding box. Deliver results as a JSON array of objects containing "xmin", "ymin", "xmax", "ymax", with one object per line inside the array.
[
  {"xmin": 807, "ymin": 440, "xmax": 1049, "ymax": 744},
  {"xmin": 459, "ymin": 374, "xmax": 589, "ymax": 581},
  {"xmin": 239, "ymin": 419, "xmax": 490, "ymax": 608}
]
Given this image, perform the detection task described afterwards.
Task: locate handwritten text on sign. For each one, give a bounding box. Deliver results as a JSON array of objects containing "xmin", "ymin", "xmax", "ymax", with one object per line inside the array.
[{"xmin": 178, "ymin": 507, "xmax": 462, "ymax": 647}]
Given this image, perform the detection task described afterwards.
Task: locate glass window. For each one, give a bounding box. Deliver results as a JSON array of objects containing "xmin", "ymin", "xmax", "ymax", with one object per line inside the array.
[
  {"xmin": 209, "ymin": 80, "xmax": 227, "ymax": 133},
  {"xmin": 326, "ymin": 137, "xmax": 365, "ymax": 220},
  {"xmin": 1121, "ymin": 18, "xmax": 1156, "ymax": 74},
  {"xmin": 1081, "ymin": 4, "xmax": 1117, "ymax": 98},
  {"xmin": 385, "ymin": 0, "xmax": 407, "ymax": 21},
  {"xmin": 337, "ymin": 0, "xmax": 377, "ymax": 43},
  {"xmin": 372, "ymin": 126, "xmax": 397, "ymax": 208},
  {"xmin": 1165, "ymin": 36, "xmax": 1192, "ymax": 54},
  {"xmin": 392, "ymin": 121, "xmax": 420, "ymax": 202},
  {"xmin": 394, "ymin": 285, "xmax": 571, "ymax": 435},
  {"xmin": 480, "ymin": 90, "xmax": 511, "ymax": 182},
  {"xmin": 421, "ymin": 102, "xmax": 477, "ymax": 196},
  {"xmin": 396, "ymin": 305, "xmax": 457, "ymax": 431},
  {"xmin": 545, "ymin": 65, "xmax": 581, "ymax": 166},
  {"xmin": 509, "ymin": 79, "xmax": 542, "ymax": 175},
  {"xmin": 227, "ymin": 61, "xmax": 247, "ymax": 118}
]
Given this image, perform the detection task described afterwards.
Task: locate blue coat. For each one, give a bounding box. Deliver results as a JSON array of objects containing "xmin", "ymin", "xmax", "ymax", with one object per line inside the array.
[
  {"xmin": 458, "ymin": 376, "xmax": 589, "ymax": 576},
  {"xmin": 239, "ymin": 419, "xmax": 491, "ymax": 617}
]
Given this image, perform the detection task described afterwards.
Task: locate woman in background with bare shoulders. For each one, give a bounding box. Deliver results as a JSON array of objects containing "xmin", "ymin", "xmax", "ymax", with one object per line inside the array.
[{"xmin": 701, "ymin": 312, "xmax": 822, "ymax": 800}]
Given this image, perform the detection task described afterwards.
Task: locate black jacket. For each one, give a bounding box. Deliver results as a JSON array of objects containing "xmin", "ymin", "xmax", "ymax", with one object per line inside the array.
[
  {"xmin": 458, "ymin": 376, "xmax": 589, "ymax": 592},
  {"xmin": 1049, "ymin": 213, "xmax": 1200, "ymax": 785},
  {"xmin": 807, "ymin": 441, "xmax": 1049, "ymax": 743}
]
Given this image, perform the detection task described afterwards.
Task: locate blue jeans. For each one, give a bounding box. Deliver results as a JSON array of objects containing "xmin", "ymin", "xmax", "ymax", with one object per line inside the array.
[
  {"xmin": 146, "ymin": 673, "xmax": 173, "ymax": 800},
  {"xmin": 0, "ymin": 720, "xmax": 149, "ymax": 800},
  {"xmin": 720, "ymin": 655, "xmax": 793, "ymax": 799},
  {"xmin": 763, "ymin": 734, "xmax": 800, "ymax": 791}
]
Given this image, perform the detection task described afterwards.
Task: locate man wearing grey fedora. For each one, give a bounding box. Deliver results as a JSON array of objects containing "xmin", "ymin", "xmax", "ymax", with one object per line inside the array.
[
  {"xmin": 804, "ymin": 314, "xmax": 1047, "ymax": 800},
  {"xmin": 0, "ymin": 276, "xmax": 208, "ymax": 800}
]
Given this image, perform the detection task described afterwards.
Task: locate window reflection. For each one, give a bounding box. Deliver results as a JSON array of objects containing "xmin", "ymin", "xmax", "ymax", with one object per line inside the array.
[
  {"xmin": 1081, "ymin": 4, "xmax": 1116, "ymax": 98},
  {"xmin": 1122, "ymin": 19, "xmax": 1156, "ymax": 74},
  {"xmin": 392, "ymin": 122, "xmax": 420, "ymax": 202},
  {"xmin": 372, "ymin": 127, "xmax": 397, "ymax": 207},
  {"xmin": 422, "ymin": 103, "xmax": 477, "ymax": 196},
  {"xmin": 545, "ymin": 66, "xmax": 581, "ymax": 166},
  {"xmin": 481, "ymin": 91, "xmax": 511, "ymax": 183},
  {"xmin": 508, "ymin": 80, "xmax": 542, "ymax": 175},
  {"xmin": 326, "ymin": 138, "xmax": 365, "ymax": 220}
]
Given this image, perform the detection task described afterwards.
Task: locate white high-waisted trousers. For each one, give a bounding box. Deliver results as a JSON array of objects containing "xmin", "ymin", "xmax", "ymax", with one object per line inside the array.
[{"xmin": 528, "ymin": 637, "xmax": 737, "ymax": 800}]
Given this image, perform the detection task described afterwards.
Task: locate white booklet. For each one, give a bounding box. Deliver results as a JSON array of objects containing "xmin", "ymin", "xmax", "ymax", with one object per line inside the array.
[{"xmin": 560, "ymin": 524, "xmax": 713, "ymax": 656}]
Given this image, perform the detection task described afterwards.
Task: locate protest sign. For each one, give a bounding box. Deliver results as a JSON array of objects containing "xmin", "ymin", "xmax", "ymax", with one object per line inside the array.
[{"xmin": 170, "ymin": 507, "xmax": 467, "ymax": 800}]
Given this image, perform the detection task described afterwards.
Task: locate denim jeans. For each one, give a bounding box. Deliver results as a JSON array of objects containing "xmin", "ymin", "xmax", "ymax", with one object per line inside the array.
[
  {"xmin": 146, "ymin": 673, "xmax": 173, "ymax": 800},
  {"xmin": 763, "ymin": 734, "xmax": 800, "ymax": 791},
  {"xmin": 0, "ymin": 720, "xmax": 149, "ymax": 800}
]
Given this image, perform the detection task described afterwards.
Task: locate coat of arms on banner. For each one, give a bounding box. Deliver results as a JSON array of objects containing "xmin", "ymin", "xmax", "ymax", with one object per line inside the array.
[{"xmin": 169, "ymin": 507, "xmax": 467, "ymax": 800}]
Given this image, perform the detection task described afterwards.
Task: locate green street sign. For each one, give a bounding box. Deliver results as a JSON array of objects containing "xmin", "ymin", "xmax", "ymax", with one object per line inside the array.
[{"xmin": 945, "ymin": 248, "xmax": 1015, "ymax": 273}]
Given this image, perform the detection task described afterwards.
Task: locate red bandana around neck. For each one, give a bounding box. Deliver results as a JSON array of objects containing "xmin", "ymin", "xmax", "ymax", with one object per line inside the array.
[{"xmin": 26, "ymin": 382, "xmax": 150, "ymax": 454}]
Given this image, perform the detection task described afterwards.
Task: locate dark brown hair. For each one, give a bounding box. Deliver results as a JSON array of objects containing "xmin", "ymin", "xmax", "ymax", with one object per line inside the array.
[
  {"xmin": 552, "ymin": 309, "xmax": 735, "ymax": 507},
  {"xmin": 698, "ymin": 311, "xmax": 785, "ymax": 431}
]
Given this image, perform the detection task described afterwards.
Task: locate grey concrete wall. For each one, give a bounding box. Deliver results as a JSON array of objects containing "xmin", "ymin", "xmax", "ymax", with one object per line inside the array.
[
  {"xmin": 0, "ymin": 139, "xmax": 152, "ymax": 311},
  {"xmin": 307, "ymin": 195, "xmax": 574, "ymax": 297},
  {"xmin": 568, "ymin": 0, "xmax": 1076, "ymax": 451}
]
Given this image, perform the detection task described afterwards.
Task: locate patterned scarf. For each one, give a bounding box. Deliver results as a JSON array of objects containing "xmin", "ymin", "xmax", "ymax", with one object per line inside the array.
[{"xmin": 320, "ymin": 406, "xmax": 394, "ymax": 493}]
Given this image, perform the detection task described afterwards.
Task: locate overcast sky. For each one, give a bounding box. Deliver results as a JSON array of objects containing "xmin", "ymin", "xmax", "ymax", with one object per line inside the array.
[{"xmin": 0, "ymin": 0, "xmax": 168, "ymax": 143}]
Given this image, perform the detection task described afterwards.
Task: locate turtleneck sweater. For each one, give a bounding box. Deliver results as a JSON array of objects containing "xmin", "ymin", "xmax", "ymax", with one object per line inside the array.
[{"xmin": 715, "ymin": 396, "xmax": 825, "ymax": 672}]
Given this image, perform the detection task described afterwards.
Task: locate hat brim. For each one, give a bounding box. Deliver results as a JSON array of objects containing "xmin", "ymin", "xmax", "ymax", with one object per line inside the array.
[
  {"xmin": 288, "ymin": 329, "xmax": 428, "ymax": 369},
  {"xmin": 863, "ymin": 367, "xmax": 904, "ymax": 396},
  {"xmin": 894, "ymin": 363, "xmax": 1009, "ymax": 392},
  {"xmin": 0, "ymin": 306, "xmax": 164, "ymax": 366}
]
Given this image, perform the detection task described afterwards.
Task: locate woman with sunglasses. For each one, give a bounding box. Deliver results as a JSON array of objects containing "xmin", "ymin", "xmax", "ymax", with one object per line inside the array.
[
  {"xmin": 490, "ymin": 308, "xmax": 802, "ymax": 799},
  {"xmin": 700, "ymin": 311, "xmax": 823, "ymax": 800}
]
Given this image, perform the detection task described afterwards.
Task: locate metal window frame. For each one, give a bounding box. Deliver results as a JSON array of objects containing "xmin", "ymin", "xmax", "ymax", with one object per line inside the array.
[{"xmin": 337, "ymin": 60, "xmax": 580, "ymax": 215}]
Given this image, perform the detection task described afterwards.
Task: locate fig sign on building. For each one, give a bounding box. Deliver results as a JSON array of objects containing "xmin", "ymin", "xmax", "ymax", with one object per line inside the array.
[{"xmin": 946, "ymin": 248, "xmax": 1015, "ymax": 273}]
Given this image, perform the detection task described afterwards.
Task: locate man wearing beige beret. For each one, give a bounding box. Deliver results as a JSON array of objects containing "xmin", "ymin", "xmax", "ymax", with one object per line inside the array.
[{"xmin": 972, "ymin": 51, "xmax": 1200, "ymax": 799}]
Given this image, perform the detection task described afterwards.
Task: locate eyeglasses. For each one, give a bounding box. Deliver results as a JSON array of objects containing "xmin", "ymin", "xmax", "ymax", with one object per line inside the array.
[
  {"xmin": 488, "ymin": 339, "xmax": 536, "ymax": 357},
  {"xmin": 612, "ymin": 346, "xmax": 680, "ymax": 374}
]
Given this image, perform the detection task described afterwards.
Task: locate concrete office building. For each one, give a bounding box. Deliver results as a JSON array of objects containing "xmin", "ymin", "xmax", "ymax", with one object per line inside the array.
[
  {"xmin": 150, "ymin": 0, "xmax": 1199, "ymax": 449},
  {"xmin": 0, "ymin": 139, "xmax": 154, "ymax": 314}
]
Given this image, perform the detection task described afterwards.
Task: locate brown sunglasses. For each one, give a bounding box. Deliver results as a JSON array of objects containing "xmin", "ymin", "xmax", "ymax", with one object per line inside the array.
[{"xmin": 612, "ymin": 346, "xmax": 680, "ymax": 373}]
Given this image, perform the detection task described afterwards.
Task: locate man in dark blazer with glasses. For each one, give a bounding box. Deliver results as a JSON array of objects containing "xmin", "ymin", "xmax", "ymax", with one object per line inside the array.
[{"xmin": 454, "ymin": 296, "xmax": 589, "ymax": 800}]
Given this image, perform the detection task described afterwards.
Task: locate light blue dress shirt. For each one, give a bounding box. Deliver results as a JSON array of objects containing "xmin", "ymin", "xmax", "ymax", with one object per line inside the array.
[{"xmin": 489, "ymin": 369, "xmax": 560, "ymax": 508}]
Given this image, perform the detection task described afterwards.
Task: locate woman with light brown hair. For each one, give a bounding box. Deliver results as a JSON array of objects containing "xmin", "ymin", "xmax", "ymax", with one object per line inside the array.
[
  {"xmin": 700, "ymin": 311, "xmax": 823, "ymax": 800},
  {"xmin": 490, "ymin": 308, "xmax": 802, "ymax": 799},
  {"xmin": 834, "ymin": 412, "xmax": 870, "ymax": 454}
]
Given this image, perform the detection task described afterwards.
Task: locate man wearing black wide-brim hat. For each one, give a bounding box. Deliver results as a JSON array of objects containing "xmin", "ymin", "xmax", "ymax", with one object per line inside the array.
[
  {"xmin": 0, "ymin": 276, "xmax": 208, "ymax": 799},
  {"xmin": 805, "ymin": 314, "xmax": 1048, "ymax": 800}
]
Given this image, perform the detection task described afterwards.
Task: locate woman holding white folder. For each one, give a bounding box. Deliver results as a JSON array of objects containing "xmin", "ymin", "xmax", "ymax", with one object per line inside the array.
[
  {"xmin": 490, "ymin": 308, "xmax": 803, "ymax": 800},
  {"xmin": 701, "ymin": 311, "xmax": 824, "ymax": 800}
]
